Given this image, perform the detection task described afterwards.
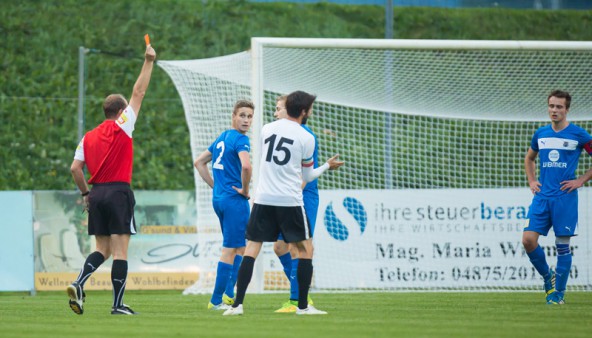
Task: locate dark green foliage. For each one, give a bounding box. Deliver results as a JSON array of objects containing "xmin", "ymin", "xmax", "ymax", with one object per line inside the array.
[{"xmin": 1, "ymin": 1, "xmax": 591, "ymax": 189}]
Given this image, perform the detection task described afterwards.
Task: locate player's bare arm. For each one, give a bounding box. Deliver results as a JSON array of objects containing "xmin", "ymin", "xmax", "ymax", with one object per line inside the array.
[
  {"xmin": 70, "ymin": 159, "xmax": 89, "ymax": 210},
  {"xmin": 129, "ymin": 43, "xmax": 156, "ymax": 116},
  {"xmin": 561, "ymin": 167, "xmax": 592, "ymax": 193},
  {"xmin": 524, "ymin": 148, "xmax": 541, "ymax": 194},
  {"xmin": 70, "ymin": 159, "xmax": 88, "ymax": 191},
  {"xmin": 326, "ymin": 154, "xmax": 344, "ymax": 170},
  {"xmin": 194, "ymin": 150, "xmax": 214, "ymax": 188},
  {"xmin": 232, "ymin": 151, "xmax": 252, "ymax": 199}
]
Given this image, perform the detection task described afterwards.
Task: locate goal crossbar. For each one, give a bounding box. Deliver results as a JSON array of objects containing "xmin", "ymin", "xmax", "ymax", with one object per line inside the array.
[{"xmin": 252, "ymin": 37, "xmax": 592, "ymax": 51}]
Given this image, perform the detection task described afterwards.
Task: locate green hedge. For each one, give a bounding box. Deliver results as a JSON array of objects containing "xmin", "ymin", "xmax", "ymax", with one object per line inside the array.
[{"xmin": 1, "ymin": 0, "xmax": 591, "ymax": 190}]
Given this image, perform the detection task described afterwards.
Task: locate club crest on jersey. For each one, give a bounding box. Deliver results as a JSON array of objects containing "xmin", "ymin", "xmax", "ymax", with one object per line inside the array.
[{"xmin": 116, "ymin": 114, "xmax": 128, "ymax": 125}]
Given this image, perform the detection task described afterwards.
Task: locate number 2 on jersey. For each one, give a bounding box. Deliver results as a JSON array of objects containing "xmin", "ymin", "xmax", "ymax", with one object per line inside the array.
[
  {"xmin": 213, "ymin": 141, "xmax": 225, "ymax": 170},
  {"xmin": 265, "ymin": 134, "xmax": 294, "ymax": 165}
]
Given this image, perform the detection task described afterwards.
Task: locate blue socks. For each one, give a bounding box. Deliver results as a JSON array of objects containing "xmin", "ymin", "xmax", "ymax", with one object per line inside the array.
[
  {"xmin": 278, "ymin": 253, "xmax": 300, "ymax": 301},
  {"xmin": 211, "ymin": 261, "xmax": 232, "ymax": 305},
  {"xmin": 555, "ymin": 244, "xmax": 571, "ymax": 293},
  {"xmin": 527, "ymin": 245, "xmax": 551, "ymax": 279},
  {"xmin": 278, "ymin": 253, "xmax": 292, "ymax": 280},
  {"xmin": 225, "ymin": 255, "xmax": 243, "ymax": 298},
  {"xmin": 290, "ymin": 258, "xmax": 300, "ymax": 301}
]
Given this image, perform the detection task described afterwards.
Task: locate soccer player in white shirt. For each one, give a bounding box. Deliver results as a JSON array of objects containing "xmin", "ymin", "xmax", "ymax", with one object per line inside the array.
[
  {"xmin": 223, "ymin": 90, "xmax": 344, "ymax": 316},
  {"xmin": 272, "ymin": 95, "xmax": 319, "ymax": 313}
]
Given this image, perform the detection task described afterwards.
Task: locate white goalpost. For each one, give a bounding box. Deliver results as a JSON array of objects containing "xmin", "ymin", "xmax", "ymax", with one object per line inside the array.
[{"xmin": 158, "ymin": 38, "xmax": 592, "ymax": 293}]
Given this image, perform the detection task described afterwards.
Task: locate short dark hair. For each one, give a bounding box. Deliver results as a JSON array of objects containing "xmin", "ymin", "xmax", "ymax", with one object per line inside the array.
[
  {"xmin": 233, "ymin": 99, "xmax": 254, "ymax": 114},
  {"xmin": 103, "ymin": 94, "xmax": 127, "ymax": 119},
  {"xmin": 548, "ymin": 90, "xmax": 571, "ymax": 109},
  {"xmin": 285, "ymin": 91, "xmax": 316, "ymax": 119}
]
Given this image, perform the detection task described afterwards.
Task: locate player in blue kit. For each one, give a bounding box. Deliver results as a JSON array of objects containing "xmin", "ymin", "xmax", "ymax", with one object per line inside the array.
[
  {"xmin": 273, "ymin": 95, "xmax": 319, "ymax": 313},
  {"xmin": 523, "ymin": 90, "xmax": 592, "ymax": 305},
  {"xmin": 194, "ymin": 100, "xmax": 254, "ymax": 310}
]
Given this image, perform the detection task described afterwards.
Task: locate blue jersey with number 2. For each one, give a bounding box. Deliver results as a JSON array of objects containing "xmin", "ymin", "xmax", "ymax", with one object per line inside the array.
[{"xmin": 208, "ymin": 129, "xmax": 250, "ymax": 201}]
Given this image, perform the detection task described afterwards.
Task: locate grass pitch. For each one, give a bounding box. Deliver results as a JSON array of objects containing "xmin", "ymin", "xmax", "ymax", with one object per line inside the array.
[{"xmin": 1, "ymin": 291, "xmax": 591, "ymax": 338}]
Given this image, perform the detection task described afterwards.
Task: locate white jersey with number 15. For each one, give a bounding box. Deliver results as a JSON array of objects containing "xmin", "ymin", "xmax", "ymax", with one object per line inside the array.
[{"xmin": 254, "ymin": 118, "xmax": 315, "ymax": 207}]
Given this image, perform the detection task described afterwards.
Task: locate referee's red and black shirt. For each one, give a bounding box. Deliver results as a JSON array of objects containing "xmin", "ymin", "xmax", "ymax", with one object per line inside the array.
[{"xmin": 73, "ymin": 106, "xmax": 137, "ymax": 184}]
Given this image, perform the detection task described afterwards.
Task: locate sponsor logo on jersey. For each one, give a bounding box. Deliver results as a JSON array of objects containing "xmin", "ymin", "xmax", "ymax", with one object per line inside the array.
[
  {"xmin": 542, "ymin": 162, "xmax": 567, "ymax": 168},
  {"xmin": 543, "ymin": 149, "xmax": 566, "ymax": 168}
]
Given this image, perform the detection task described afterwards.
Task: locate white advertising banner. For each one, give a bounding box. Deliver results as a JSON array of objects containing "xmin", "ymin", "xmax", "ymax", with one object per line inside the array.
[
  {"xmin": 32, "ymin": 190, "xmax": 219, "ymax": 290},
  {"xmin": 127, "ymin": 233, "xmax": 221, "ymax": 273},
  {"xmin": 312, "ymin": 188, "xmax": 591, "ymax": 290}
]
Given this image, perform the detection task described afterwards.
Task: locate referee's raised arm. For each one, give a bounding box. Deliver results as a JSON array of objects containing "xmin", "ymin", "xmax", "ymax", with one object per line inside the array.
[{"xmin": 129, "ymin": 44, "xmax": 156, "ymax": 117}]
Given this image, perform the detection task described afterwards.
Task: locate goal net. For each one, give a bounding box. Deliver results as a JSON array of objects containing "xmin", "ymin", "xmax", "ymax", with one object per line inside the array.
[{"xmin": 159, "ymin": 38, "xmax": 592, "ymax": 293}]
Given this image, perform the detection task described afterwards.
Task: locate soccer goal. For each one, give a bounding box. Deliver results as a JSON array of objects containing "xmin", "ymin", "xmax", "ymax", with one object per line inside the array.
[{"xmin": 159, "ymin": 38, "xmax": 592, "ymax": 293}]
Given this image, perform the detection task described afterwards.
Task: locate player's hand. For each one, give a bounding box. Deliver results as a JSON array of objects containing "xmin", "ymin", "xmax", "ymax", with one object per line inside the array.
[
  {"xmin": 232, "ymin": 186, "xmax": 250, "ymax": 200},
  {"xmin": 326, "ymin": 154, "xmax": 344, "ymax": 170},
  {"xmin": 528, "ymin": 180, "xmax": 541, "ymax": 194},
  {"xmin": 560, "ymin": 179, "xmax": 583, "ymax": 193}
]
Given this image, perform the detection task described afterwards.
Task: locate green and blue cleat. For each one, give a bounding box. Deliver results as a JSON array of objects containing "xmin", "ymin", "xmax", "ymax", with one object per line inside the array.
[
  {"xmin": 546, "ymin": 291, "xmax": 565, "ymax": 305},
  {"xmin": 544, "ymin": 270, "xmax": 556, "ymax": 296},
  {"xmin": 222, "ymin": 294, "xmax": 235, "ymax": 306}
]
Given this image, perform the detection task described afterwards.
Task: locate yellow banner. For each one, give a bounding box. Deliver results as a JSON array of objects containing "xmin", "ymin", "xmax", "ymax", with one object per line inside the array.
[
  {"xmin": 35, "ymin": 272, "xmax": 198, "ymax": 291},
  {"xmin": 139, "ymin": 225, "xmax": 197, "ymax": 234}
]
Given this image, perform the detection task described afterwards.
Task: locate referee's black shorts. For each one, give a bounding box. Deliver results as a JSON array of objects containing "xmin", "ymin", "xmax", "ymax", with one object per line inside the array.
[
  {"xmin": 246, "ymin": 203, "xmax": 311, "ymax": 243},
  {"xmin": 88, "ymin": 182, "xmax": 136, "ymax": 236}
]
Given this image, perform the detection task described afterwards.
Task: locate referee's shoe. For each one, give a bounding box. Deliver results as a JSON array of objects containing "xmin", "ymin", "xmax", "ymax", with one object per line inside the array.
[
  {"xmin": 66, "ymin": 282, "xmax": 85, "ymax": 315},
  {"xmin": 111, "ymin": 304, "xmax": 138, "ymax": 315}
]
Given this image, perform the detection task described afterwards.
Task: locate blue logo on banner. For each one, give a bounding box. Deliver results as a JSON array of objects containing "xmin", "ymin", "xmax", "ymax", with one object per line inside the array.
[{"xmin": 324, "ymin": 197, "xmax": 367, "ymax": 241}]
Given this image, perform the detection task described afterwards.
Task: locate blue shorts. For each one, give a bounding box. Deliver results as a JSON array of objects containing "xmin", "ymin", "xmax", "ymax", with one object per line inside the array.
[
  {"xmin": 277, "ymin": 195, "xmax": 319, "ymax": 241},
  {"xmin": 524, "ymin": 192, "xmax": 578, "ymax": 237},
  {"xmin": 213, "ymin": 195, "xmax": 250, "ymax": 248}
]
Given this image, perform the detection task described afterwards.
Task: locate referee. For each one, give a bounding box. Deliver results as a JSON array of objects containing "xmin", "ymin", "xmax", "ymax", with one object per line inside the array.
[{"xmin": 67, "ymin": 41, "xmax": 156, "ymax": 315}]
